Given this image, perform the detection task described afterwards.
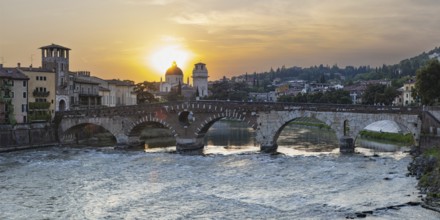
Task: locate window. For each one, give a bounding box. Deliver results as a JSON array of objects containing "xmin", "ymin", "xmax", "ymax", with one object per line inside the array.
[
  {"xmin": 36, "ymin": 76, "xmax": 39, "ymax": 80},
  {"xmin": 44, "ymin": 76, "xmax": 47, "ymax": 81},
  {"xmin": 22, "ymin": 104, "xmax": 26, "ymax": 112},
  {"xmin": 23, "ymin": 92, "xmax": 26, "ymax": 98},
  {"xmin": 23, "ymin": 81, "xmax": 26, "ymax": 87}
]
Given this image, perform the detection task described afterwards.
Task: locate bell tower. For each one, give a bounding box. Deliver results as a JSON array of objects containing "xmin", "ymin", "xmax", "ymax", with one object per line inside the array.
[
  {"xmin": 40, "ymin": 43, "xmax": 71, "ymax": 111},
  {"xmin": 192, "ymin": 63, "xmax": 209, "ymax": 98},
  {"xmin": 40, "ymin": 44, "xmax": 70, "ymax": 88}
]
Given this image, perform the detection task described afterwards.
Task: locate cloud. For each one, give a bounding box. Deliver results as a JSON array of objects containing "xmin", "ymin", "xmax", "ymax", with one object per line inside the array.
[{"xmin": 172, "ymin": 0, "xmax": 440, "ymax": 48}]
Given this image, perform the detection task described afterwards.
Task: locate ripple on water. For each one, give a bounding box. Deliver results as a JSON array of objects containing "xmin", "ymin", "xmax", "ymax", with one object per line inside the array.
[{"xmin": 0, "ymin": 147, "xmax": 439, "ymax": 219}]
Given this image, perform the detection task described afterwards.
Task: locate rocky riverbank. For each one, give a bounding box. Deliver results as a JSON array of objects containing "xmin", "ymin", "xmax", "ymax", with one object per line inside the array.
[{"xmin": 408, "ymin": 147, "xmax": 440, "ymax": 211}]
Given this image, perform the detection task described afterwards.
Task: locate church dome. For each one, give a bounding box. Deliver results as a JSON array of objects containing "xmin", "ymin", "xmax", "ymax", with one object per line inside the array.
[{"xmin": 165, "ymin": 61, "xmax": 183, "ymax": 76}]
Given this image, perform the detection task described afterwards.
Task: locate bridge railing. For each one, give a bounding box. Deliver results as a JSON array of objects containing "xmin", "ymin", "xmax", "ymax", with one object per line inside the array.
[
  {"xmin": 55, "ymin": 101, "xmax": 423, "ymax": 118},
  {"xmin": 195, "ymin": 100, "xmax": 422, "ymax": 114}
]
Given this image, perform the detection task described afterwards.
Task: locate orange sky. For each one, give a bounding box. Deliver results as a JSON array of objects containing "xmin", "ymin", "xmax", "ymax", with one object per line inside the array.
[{"xmin": 1, "ymin": 0, "xmax": 440, "ymax": 83}]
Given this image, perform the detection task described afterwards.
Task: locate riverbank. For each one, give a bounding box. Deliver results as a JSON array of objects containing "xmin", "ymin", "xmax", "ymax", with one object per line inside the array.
[{"xmin": 408, "ymin": 147, "xmax": 440, "ymax": 211}]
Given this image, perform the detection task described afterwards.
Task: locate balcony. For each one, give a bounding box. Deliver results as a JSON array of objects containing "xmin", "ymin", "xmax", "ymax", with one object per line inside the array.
[{"xmin": 33, "ymin": 89, "xmax": 50, "ymax": 97}]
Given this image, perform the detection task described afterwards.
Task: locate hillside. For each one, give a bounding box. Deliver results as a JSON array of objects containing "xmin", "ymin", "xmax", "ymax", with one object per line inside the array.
[{"xmin": 233, "ymin": 46, "xmax": 440, "ymax": 85}]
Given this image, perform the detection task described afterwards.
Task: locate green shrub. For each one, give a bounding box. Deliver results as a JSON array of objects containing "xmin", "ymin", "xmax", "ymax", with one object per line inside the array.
[
  {"xmin": 359, "ymin": 130, "xmax": 414, "ymax": 144},
  {"xmin": 29, "ymin": 102, "xmax": 50, "ymax": 109},
  {"xmin": 289, "ymin": 121, "xmax": 331, "ymax": 129}
]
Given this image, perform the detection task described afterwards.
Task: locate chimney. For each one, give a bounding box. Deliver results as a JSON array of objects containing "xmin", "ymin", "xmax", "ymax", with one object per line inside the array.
[{"xmin": 17, "ymin": 62, "xmax": 21, "ymax": 68}]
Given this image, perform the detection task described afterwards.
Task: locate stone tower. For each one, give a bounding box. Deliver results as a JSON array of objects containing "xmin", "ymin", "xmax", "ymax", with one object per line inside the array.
[
  {"xmin": 192, "ymin": 63, "xmax": 209, "ymax": 98},
  {"xmin": 40, "ymin": 44, "xmax": 71, "ymax": 111}
]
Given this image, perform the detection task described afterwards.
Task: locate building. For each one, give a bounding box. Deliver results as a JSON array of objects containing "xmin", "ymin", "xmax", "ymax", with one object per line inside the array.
[
  {"xmin": 38, "ymin": 44, "xmax": 137, "ymax": 110},
  {"xmin": 106, "ymin": 80, "xmax": 137, "ymax": 106},
  {"xmin": 157, "ymin": 61, "xmax": 210, "ymax": 100},
  {"xmin": 393, "ymin": 87, "xmax": 404, "ymax": 106},
  {"xmin": 192, "ymin": 63, "xmax": 209, "ymax": 98},
  {"xmin": 19, "ymin": 67, "xmax": 56, "ymax": 121},
  {"xmin": 40, "ymin": 44, "xmax": 71, "ymax": 111},
  {"xmin": 0, "ymin": 64, "xmax": 29, "ymax": 124},
  {"xmin": 343, "ymin": 84, "xmax": 368, "ymax": 104},
  {"xmin": 160, "ymin": 61, "xmax": 184, "ymax": 93},
  {"xmin": 72, "ymin": 71, "xmax": 136, "ymax": 107},
  {"xmin": 249, "ymin": 92, "xmax": 277, "ymax": 102},
  {"xmin": 402, "ymin": 79, "xmax": 417, "ymax": 106},
  {"xmin": 71, "ymin": 77, "xmax": 101, "ymax": 109}
]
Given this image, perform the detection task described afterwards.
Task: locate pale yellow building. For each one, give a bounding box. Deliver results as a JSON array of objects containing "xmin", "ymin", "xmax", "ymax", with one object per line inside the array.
[
  {"xmin": 0, "ymin": 65, "xmax": 29, "ymax": 124},
  {"xmin": 106, "ymin": 80, "xmax": 137, "ymax": 106},
  {"xmin": 403, "ymin": 79, "xmax": 417, "ymax": 106},
  {"xmin": 19, "ymin": 68, "xmax": 56, "ymax": 121}
]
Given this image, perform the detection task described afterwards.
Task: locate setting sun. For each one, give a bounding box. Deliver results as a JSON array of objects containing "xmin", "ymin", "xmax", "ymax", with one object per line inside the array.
[{"xmin": 149, "ymin": 45, "xmax": 193, "ymax": 74}]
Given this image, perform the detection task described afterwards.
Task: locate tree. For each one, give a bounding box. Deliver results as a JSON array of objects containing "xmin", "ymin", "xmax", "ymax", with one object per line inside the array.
[
  {"xmin": 362, "ymin": 84, "xmax": 398, "ymax": 105},
  {"xmin": 415, "ymin": 59, "xmax": 440, "ymax": 105},
  {"xmin": 165, "ymin": 90, "xmax": 184, "ymax": 102},
  {"xmin": 134, "ymin": 81, "xmax": 158, "ymax": 103}
]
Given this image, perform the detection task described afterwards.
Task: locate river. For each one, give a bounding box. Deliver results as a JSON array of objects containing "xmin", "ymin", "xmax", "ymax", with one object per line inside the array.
[{"xmin": 0, "ymin": 120, "xmax": 439, "ymax": 219}]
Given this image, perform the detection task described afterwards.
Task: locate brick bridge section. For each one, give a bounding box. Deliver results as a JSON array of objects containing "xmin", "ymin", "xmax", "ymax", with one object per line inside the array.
[{"xmin": 55, "ymin": 101, "xmax": 422, "ymax": 154}]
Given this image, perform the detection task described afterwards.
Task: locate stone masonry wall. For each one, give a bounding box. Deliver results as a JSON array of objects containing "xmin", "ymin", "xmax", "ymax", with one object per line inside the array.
[{"xmin": 0, "ymin": 123, "xmax": 57, "ymax": 149}]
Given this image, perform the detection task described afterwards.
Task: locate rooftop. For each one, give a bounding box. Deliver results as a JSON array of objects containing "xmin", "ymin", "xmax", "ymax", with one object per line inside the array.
[
  {"xmin": 74, "ymin": 78, "xmax": 100, "ymax": 85},
  {"xmin": 39, "ymin": 43, "xmax": 71, "ymax": 50},
  {"xmin": 106, "ymin": 79, "xmax": 135, "ymax": 86},
  {"xmin": 0, "ymin": 67, "xmax": 29, "ymax": 80},
  {"xmin": 166, "ymin": 62, "xmax": 183, "ymax": 76}
]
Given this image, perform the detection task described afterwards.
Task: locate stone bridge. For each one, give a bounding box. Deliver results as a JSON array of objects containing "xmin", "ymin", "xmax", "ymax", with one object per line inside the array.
[{"xmin": 55, "ymin": 101, "xmax": 422, "ymax": 154}]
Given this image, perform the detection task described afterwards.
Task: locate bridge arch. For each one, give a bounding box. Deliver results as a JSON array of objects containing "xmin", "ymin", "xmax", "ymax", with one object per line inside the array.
[
  {"xmin": 272, "ymin": 116, "xmax": 338, "ymax": 149},
  {"xmin": 61, "ymin": 123, "xmax": 117, "ymax": 145},
  {"xmin": 59, "ymin": 116, "xmax": 131, "ymax": 145},
  {"xmin": 127, "ymin": 116, "xmax": 178, "ymax": 146},
  {"xmin": 256, "ymin": 110, "xmax": 342, "ymax": 152},
  {"xmin": 195, "ymin": 111, "xmax": 254, "ymax": 137},
  {"xmin": 351, "ymin": 118, "xmax": 419, "ymax": 146}
]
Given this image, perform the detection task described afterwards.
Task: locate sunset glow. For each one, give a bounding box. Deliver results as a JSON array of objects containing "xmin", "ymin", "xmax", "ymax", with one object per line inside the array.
[
  {"xmin": 149, "ymin": 45, "xmax": 193, "ymax": 74},
  {"xmin": 1, "ymin": 0, "xmax": 440, "ymax": 82}
]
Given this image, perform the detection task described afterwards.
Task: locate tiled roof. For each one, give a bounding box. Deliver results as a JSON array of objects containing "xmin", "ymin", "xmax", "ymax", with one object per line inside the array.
[
  {"xmin": 99, "ymin": 86, "xmax": 111, "ymax": 92},
  {"xmin": 106, "ymin": 79, "xmax": 135, "ymax": 86},
  {"xmin": 19, "ymin": 67, "xmax": 55, "ymax": 73},
  {"xmin": 74, "ymin": 77, "xmax": 100, "ymax": 85},
  {"xmin": 0, "ymin": 68, "xmax": 29, "ymax": 80},
  {"xmin": 39, "ymin": 43, "xmax": 71, "ymax": 50}
]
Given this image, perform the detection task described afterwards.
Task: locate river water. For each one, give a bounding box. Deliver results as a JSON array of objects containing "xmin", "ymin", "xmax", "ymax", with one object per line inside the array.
[{"xmin": 1, "ymin": 121, "xmax": 440, "ymax": 219}]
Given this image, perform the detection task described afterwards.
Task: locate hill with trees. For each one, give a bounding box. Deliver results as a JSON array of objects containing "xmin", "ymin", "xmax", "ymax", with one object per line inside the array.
[{"xmin": 232, "ymin": 46, "xmax": 440, "ymax": 85}]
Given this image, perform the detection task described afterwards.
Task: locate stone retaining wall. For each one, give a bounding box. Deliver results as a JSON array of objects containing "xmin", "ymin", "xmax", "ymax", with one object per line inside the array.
[{"xmin": 0, "ymin": 123, "xmax": 57, "ymax": 150}]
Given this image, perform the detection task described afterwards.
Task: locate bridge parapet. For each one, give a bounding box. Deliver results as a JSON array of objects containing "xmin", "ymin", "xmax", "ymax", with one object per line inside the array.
[{"xmin": 56, "ymin": 101, "xmax": 423, "ymax": 119}]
